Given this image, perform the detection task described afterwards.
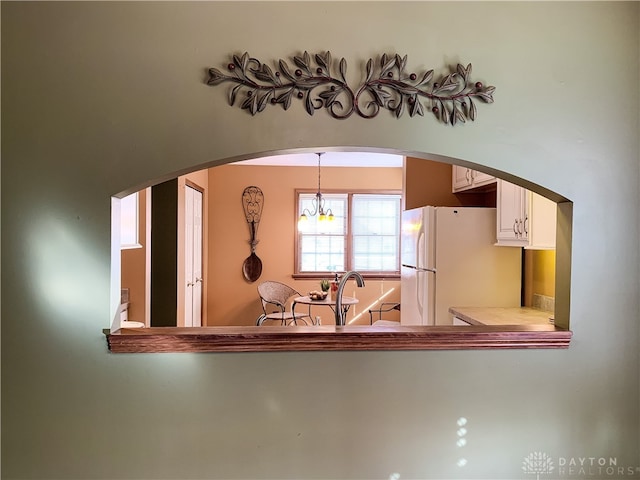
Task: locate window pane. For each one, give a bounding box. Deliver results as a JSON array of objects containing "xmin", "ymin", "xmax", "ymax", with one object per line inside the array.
[
  {"xmin": 298, "ymin": 194, "xmax": 347, "ymax": 272},
  {"xmin": 352, "ymin": 194, "xmax": 401, "ymax": 272},
  {"xmin": 300, "ymin": 235, "xmax": 345, "ymax": 272}
]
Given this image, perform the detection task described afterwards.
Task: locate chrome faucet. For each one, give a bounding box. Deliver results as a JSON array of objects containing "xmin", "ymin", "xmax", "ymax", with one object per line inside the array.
[{"xmin": 334, "ymin": 271, "xmax": 365, "ymax": 326}]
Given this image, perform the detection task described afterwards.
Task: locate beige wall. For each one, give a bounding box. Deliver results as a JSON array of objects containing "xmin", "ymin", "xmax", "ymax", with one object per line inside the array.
[{"xmin": 2, "ymin": 2, "xmax": 639, "ymax": 479}]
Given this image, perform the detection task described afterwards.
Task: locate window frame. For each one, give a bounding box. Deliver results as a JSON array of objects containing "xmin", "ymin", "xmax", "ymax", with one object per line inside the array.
[{"xmin": 293, "ymin": 189, "xmax": 402, "ymax": 280}]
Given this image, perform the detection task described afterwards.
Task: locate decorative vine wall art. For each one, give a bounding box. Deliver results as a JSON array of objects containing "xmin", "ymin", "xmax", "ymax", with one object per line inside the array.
[{"xmin": 207, "ymin": 51, "xmax": 495, "ymax": 126}]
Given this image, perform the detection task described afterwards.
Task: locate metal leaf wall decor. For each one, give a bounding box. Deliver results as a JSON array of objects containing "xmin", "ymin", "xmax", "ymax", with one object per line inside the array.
[{"xmin": 207, "ymin": 52, "xmax": 495, "ymax": 126}]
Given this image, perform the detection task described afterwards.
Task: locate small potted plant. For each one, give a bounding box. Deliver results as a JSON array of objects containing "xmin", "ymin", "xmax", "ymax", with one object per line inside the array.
[{"xmin": 320, "ymin": 279, "xmax": 331, "ymax": 301}]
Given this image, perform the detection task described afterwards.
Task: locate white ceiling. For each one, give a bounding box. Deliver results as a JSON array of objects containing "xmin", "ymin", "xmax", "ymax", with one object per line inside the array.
[{"xmin": 234, "ymin": 152, "xmax": 404, "ymax": 168}]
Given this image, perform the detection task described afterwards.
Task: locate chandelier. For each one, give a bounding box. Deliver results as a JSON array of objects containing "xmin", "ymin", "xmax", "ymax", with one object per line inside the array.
[{"xmin": 298, "ymin": 152, "xmax": 334, "ymax": 224}]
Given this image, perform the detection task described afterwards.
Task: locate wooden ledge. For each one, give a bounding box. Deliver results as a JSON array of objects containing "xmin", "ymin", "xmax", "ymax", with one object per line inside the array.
[{"xmin": 105, "ymin": 325, "xmax": 572, "ymax": 353}]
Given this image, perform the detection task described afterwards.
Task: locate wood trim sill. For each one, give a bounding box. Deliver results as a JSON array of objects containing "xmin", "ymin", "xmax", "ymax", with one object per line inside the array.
[{"xmin": 105, "ymin": 325, "xmax": 572, "ymax": 353}]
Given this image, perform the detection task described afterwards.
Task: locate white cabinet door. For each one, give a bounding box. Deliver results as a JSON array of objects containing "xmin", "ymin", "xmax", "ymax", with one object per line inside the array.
[
  {"xmin": 452, "ymin": 165, "xmax": 496, "ymax": 192},
  {"xmin": 471, "ymin": 170, "xmax": 496, "ymax": 187},
  {"xmin": 528, "ymin": 192, "xmax": 556, "ymax": 249},
  {"xmin": 496, "ymin": 180, "xmax": 557, "ymax": 249},
  {"xmin": 496, "ymin": 180, "xmax": 529, "ymax": 246},
  {"xmin": 452, "ymin": 165, "xmax": 473, "ymax": 191}
]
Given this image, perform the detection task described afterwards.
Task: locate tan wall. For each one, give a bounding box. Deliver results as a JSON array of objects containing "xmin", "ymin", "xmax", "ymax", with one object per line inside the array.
[
  {"xmin": 206, "ymin": 164, "xmax": 403, "ymax": 325},
  {"xmin": 405, "ymin": 156, "xmax": 495, "ymax": 209}
]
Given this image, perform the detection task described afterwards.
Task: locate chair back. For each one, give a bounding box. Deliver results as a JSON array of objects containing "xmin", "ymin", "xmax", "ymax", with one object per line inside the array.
[
  {"xmin": 369, "ymin": 302, "xmax": 401, "ymax": 324},
  {"xmin": 257, "ymin": 281, "xmax": 300, "ymax": 314}
]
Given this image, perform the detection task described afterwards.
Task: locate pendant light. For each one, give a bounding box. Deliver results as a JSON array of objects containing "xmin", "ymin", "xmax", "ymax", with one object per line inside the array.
[{"xmin": 298, "ymin": 152, "xmax": 334, "ymax": 225}]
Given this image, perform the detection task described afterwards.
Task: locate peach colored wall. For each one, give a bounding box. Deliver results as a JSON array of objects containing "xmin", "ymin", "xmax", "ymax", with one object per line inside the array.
[
  {"xmin": 206, "ymin": 164, "xmax": 403, "ymax": 326},
  {"xmin": 120, "ymin": 188, "xmax": 147, "ymax": 323}
]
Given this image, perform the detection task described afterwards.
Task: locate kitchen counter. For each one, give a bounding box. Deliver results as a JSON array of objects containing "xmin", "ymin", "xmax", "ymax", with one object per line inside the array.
[{"xmin": 449, "ymin": 306, "xmax": 554, "ymax": 326}]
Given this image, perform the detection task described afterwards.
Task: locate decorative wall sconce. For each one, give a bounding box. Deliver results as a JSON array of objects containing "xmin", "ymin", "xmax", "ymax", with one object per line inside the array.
[{"xmin": 207, "ymin": 51, "xmax": 495, "ymax": 126}]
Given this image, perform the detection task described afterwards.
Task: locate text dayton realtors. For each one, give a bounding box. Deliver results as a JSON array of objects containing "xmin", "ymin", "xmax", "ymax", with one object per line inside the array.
[{"xmin": 557, "ymin": 457, "xmax": 639, "ymax": 477}]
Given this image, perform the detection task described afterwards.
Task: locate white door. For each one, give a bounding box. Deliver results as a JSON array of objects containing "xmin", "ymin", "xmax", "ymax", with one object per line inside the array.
[{"xmin": 184, "ymin": 185, "xmax": 203, "ymax": 327}]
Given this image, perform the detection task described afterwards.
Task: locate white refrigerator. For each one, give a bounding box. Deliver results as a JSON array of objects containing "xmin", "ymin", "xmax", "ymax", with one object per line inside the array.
[{"xmin": 400, "ymin": 206, "xmax": 522, "ymax": 325}]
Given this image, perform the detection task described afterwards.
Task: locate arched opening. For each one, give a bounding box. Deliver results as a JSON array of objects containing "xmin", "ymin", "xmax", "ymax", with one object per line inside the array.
[{"xmin": 107, "ymin": 148, "xmax": 572, "ymax": 352}]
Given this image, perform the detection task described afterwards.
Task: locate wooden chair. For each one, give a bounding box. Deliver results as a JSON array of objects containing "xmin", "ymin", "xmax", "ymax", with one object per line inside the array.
[{"xmin": 256, "ymin": 281, "xmax": 312, "ymax": 326}]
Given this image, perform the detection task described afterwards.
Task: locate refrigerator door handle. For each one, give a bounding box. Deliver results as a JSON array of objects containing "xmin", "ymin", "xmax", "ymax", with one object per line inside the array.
[{"xmin": 402, "ymin": 264, "xmax": 437, "ymax": 274}]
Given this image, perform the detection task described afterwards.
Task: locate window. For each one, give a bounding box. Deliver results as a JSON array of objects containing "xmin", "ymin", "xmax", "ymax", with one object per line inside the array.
[
  {"xmin": 120, "ymin": 192, "xmax": 141, "ymax": 249},
  {"xmin": 295, "ymin": 191, "xmax": 401, "ymax": 276}
]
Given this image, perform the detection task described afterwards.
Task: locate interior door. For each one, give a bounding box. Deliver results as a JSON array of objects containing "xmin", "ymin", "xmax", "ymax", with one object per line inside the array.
[{"xmin": 184, "ymin": 184, "xmax": 203, "ymax": 327}]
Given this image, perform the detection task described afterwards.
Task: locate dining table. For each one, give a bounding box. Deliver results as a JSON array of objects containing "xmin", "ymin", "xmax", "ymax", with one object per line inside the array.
[{"xmin": 292, "ymin": 295, "xmax": 359, "ymax": 325}]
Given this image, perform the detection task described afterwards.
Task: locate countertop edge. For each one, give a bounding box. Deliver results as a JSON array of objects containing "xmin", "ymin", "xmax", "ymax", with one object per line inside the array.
[
  {"xmin": 449, "ymin": 306, "xmax": 555, "ymax": 326},
  {"xmin": 105, "ymin": 325, "xmax": 572, "ymax": 353}
]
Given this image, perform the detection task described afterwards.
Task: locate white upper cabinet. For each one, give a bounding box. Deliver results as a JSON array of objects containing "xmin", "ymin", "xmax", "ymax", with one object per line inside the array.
[
  {"xmin": 496, "ymin": 179, "xmax": 556, "ymax": 249},
  {"xmin": 452, "ymin": 165, "xmax": 496, "ymax": 192},
  {"xmin": 496, "ymin": 180, "xmax": 529, "ymax": 246}
]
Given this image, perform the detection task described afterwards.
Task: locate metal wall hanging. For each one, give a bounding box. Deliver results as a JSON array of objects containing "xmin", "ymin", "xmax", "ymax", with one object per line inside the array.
[
  {"xmin": 241, "ymin": 186, "xmax": 264, "ymax": 283},
  {"xmin": 207, "ymin": 52, "xmax": 495, "ymax": 126}
]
